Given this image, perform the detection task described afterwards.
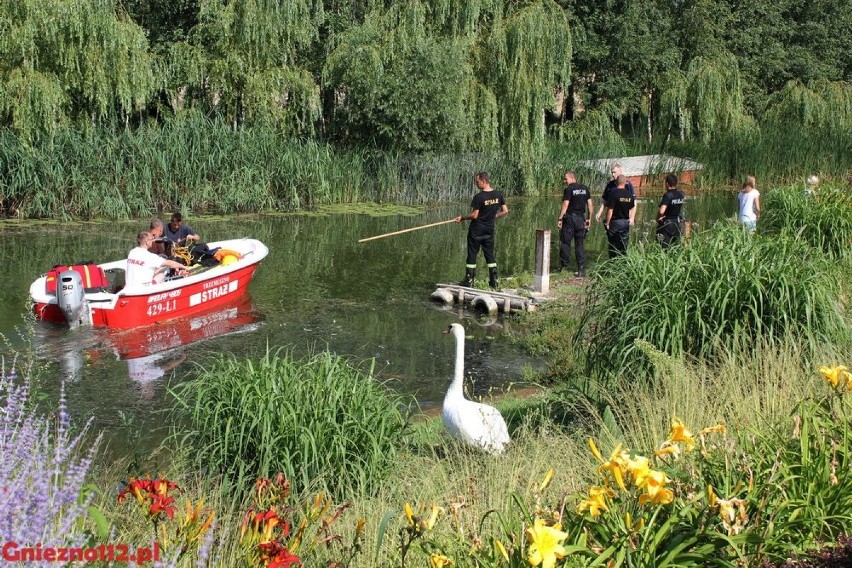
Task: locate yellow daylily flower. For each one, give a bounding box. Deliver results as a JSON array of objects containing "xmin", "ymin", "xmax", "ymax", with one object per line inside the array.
[
  {"xmin": 404, "ymin": 503, "xmax": 415, "ymax": 527},
  {"xmin": 576, "ymin": 486, "xmax": 612, "ymax": 517},
  {"xmin": 623, "ymin": 453, "xmax": 651, "ymax": 484},
  {"xmin": 715, "ymin": 496, "xmax": 748, "ymax": 534},
  {"xmin": 637, "ymin": 470, "xmax": 674, "ymax": 506},
  {"xmin": 526, "ymin": 519, "xmax": 568, "ymax": 568},
  {"xmin": 819, "ymin": 365, "xmax": 851, "ymax": 389},
  {"xmin": 668, "ymin": 418, "xmax": 696, "ymax": 451},
  {"xmin": 430, "ymin": 553, "xmax": 454, "ymax": 568},
  {"xmin": 588, "ymin": 439, "xmax": 627, "ymax": 491},
  {"xmin": 654, "ymin": 443, "xmax": 681, "ymax": 460},
  {"xmin": 699, "ymin": 422, "xmax": 726, "ymax": 436},
  {"xmin": 355, "ymin": 518, "xmax": 367, "ymax": 536},
  {"xmin": 706, "ymin": 485, "xmax": 718, "ymax": 507},
  {"xmin": 539, "ymin": 468, "xmax": 555, "ymax": 492},
  {"xmin": 422, "ymin": 504, "xmax": 445, "ymax": 530},
  {"xmin": 495, "ymin": 540, "xmax": 510, "ymax": 562}
]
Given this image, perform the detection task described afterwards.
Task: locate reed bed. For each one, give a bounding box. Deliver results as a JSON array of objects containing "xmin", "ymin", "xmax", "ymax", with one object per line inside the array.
[
  {"xmin": 760, "ymin": 184, "xmax": 852, "ymax": 260},
  {"xmin": 169, "ymin": 348, "xmax": 411, "ymax": 498},
  {"xmin": 2, "ymin": 112, "xmax": 850, "ymax": 220},
  {"xmin": 577, "ymin": 223, "xmax": 849, "ymax": 383}
]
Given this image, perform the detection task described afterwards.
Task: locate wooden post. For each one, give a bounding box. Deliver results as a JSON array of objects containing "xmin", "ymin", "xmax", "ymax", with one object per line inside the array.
[{"xmin": 534, "ymin": 229, "xmax": 550, "ymax": 293}]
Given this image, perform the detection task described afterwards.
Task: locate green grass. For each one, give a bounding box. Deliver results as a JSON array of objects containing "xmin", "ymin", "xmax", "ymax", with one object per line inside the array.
[
  {"xmin": 760, "ymin": 183, "xmax": 852, "ymax": 260},
  {"xmin": 576, "ymin": 222, "xmax": 849, "ymax": 384},
  {"xmin": 169, "ymin": 347, "xmax": 412, "ymax": 498}
]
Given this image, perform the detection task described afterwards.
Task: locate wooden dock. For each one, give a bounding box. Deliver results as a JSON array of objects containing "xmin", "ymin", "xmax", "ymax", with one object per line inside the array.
[{"xmin": 430, "ymin": 283, "xmax": 537, "ymax": 314}]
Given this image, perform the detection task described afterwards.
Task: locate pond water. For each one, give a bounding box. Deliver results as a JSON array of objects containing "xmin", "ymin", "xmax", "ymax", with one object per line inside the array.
[{"xmin": 0, "ymin": 192, "xmax": 735, "ymax": 454}]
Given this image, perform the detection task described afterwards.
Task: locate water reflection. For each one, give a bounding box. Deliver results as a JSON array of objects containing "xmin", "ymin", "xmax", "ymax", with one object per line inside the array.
[{"xmin": 44, "ymin": 296, "xmax": 263, "ymax": 395}]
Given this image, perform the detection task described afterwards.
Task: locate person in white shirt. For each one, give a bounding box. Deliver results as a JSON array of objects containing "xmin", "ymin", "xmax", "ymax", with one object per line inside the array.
[
  {"xmin": 126, "ymin": 231, "xmax": 188, "ymax": 287},
  {"xmin": 737, "ymin": 175, "xmax": 760, "ymax": 232}
]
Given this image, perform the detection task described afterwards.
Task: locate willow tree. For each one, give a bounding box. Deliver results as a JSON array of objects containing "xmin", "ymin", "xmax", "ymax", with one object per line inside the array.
[
  {"xmin": 165, "ymin": 0, "xmax": 324, "ymax": 131},
  {"xmin": 324, "ymin": 1, "xmax": 495, "ymax": 153},
  {"xmin": 484, "ymin": 0, "xmax": 570, "ymax": 193},
  {"xmin": 762, "ymin": 80, "xmax": 852, "ymax": 133},
  {"xmin": 658, "ymin": 53, "xmax": 750, "ymax": 143},
  {"xmin": 0, "ymin": 0, "xmax": 154, "ymax": 141}
]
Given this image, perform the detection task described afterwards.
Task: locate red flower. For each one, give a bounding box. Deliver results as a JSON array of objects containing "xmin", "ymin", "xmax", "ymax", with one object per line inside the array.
[
  {"xmin": 258, "ymin": 541, "xmax": 301, "ymax": 568},
  {"xmin": 149, "ymin": 493, "xmax": 177, "ymax": 520}
]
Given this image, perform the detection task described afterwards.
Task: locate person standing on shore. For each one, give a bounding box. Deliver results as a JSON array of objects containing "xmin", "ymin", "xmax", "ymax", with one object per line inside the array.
[
  {"xmin": 595, "ymin": 163, "xmax": 635, "ymax": 225},
  {"xmin": 454, "ymin": 172, "xmax": 509, "ymax": 289},
  {"xmin": 604, "ymin": 175, "xmax": 635, "ymax": 257},
  {"xmin": 737, "ymin": 176, "xmax": 760, "ymax": 232},
  {"xmin": 557, "ymin": 171, "xmax": 593, "ymax": 277},
  {"xmin": 656, "ymin": 174, "xmax": 686, "ymax": 249}
]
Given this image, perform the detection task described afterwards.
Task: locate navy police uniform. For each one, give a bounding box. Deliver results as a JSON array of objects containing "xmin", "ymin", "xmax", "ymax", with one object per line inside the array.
[
  {"xmin": 559, "ymin": 182, "xmax": 591, "ymax": 273},
  {"xmin": 465, "ymin": 189, "xmax": 505, "ymax": 280},
  {"xmin": 657, "ymin": 188, "xmax": 686, "ymax": 249},
  {"xmin": 606, "ymin": 187, "xmax": 635, "ymax": 257}
]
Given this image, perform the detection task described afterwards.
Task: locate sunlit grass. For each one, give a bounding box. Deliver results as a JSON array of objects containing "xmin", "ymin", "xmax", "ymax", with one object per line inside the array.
[
  {"xmin": 577, "ymin": 223, "xmax": 849, "ymax": 383},
  {"xmin": 169, "ymin": 348, "xmax": 412, "ymax": 498}
]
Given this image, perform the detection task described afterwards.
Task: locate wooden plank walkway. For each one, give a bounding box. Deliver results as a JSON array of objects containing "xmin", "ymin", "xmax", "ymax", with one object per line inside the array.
[{"xmin": 431, "ymin": 283, "xmax": 537, "ymax": 313}]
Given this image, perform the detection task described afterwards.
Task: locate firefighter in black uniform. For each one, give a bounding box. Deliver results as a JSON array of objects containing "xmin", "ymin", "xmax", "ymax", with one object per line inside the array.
[
  {"xmin": 604, "ymin": 175, "xmax": 635, "ymax": 257},
  {"xmin": 454, "ymin": 172, "xmax": 509, "ymax": 289},
  {"xmin": 656, "ymin": 173, "xmax": 686, "ymax": 249},
  {"xmin": 557, "ymin": 171, "xmax": 593, "ymax": 277}
]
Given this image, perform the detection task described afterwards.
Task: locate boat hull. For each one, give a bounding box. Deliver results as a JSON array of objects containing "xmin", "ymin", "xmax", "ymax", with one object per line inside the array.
[{"xmin": 31, "ymin": 238, "xmax": 268, "ymax": 329}]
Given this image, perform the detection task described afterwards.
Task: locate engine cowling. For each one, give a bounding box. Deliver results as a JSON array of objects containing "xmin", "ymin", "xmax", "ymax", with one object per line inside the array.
[{"xmin": 56, "ymin": 270, "xmax": 91, "ymax": 328}]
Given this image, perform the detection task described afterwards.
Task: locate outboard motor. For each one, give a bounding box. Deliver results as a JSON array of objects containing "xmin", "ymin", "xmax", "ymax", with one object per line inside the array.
[{"xmin": 56, "ymin": 270, "xmax": 91, "ymax": 329}]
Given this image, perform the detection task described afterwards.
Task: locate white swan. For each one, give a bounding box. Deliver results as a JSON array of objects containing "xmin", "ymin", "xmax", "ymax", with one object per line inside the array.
[{"xmin": 442, "ymin": 323, "xmax": 511, "ymax": 454}]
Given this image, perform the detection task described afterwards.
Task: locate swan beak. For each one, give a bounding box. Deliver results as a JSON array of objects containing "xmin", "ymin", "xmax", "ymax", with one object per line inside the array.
[{"xmin": 442, "ymin": 326, "xmax": 452, "ymax": 335}]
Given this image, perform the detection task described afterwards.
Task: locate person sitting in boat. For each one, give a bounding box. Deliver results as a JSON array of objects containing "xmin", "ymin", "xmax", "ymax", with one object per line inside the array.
[
  {"xmin": 163, "ymin": 212, "xmax": 201, "ymax": 246},
  {"xmin": 148, "ymin": 218, "xmax": 168, "ymax": 257},
  {"xmin": 126, "ymin": 231, "xmax": 189, "ymax": 287}
]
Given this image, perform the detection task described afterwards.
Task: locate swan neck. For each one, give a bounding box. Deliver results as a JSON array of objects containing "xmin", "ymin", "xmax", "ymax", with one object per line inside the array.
[{"xmin": 448, "ymin": 331, "xmax": 465, "ymax": 398}]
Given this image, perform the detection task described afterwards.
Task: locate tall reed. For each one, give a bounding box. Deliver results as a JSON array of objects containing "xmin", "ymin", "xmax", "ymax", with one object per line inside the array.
[
  {"xmin": 760, "ymin": 184, "xmax": 852, "ymax": 260},
  {"xmin": 576, "ymin": 223, "xmax": 848, "ymax": 383},
  {"xmin": 170, "ymin": 348, "xmax": 411, "ymax": 498}
]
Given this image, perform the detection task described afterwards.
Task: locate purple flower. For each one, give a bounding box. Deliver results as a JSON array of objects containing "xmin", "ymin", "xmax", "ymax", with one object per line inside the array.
[{"xmin": 0, "ymin": 364, "xmax": 98, "ymax": 552}]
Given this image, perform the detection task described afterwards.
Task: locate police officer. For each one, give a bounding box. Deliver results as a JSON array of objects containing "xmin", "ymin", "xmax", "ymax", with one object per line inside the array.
[
  {"xmin": 657, "ymin": 174, "xmax": 686, "ymax": 249},
  {"xmin": 604, "ymin": 175, "xmax": 635, "ymax": 257},
  {"xmin": 595, "ymin": 163, "xmax": 635, "ymax": 224},
  {"xmin": 454, "ymin": 172, "xmax": 509, "ymax": 289},
  {"xmin": 557, "ymin": 171, "xmax": 593, "ymax": 277}
]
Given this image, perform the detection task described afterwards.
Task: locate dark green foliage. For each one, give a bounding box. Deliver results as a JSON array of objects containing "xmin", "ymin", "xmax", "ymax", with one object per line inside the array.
[
  {"xmin": 170, "ymin": 348, "xmax": 411, "ymax": 498},
  {"xmin": 324, "ymin": 6, "xmax": 478, "ymax": 152},
  {"xmin": 577, "ymin": 224, "xmax": 848, "ymax": 382},
  {"xmin": 760, "ymin": 185, "xmax": 852, "ymax": 260}
]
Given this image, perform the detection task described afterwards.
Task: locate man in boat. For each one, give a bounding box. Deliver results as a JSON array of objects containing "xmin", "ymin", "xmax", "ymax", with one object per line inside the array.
[
  {"xmin": 126, "ymin": 231, "xmax": 189, "ymax": 287},
  {"xmin": 163, "ymin": 212, "xmax": 219, "ymax": 266},
  {"xmin": 163, "ymin": 212, "xmax": 201, "ymax": 246},
  {"xmin": 454, "ymin": 171, "xmax": 509, "ymax": 290},
  {"xmin": 148, "ymin": 218, "xmax": 168, "ymax": 256}
]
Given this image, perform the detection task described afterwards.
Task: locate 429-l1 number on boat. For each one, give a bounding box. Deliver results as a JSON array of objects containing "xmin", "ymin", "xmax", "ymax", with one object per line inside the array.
[{"xmin": 147, "ymin": 300, "xmax": 177, "ymax": 317}]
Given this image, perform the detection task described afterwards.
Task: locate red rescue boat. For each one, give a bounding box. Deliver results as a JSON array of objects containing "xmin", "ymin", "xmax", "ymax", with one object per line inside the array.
[{"xmin": 29, "ymin": 238, "xmax": 269, "ymax": 329}]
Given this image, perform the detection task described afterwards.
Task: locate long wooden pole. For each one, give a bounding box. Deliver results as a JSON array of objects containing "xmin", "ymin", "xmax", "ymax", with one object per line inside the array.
[{"xmin": 358, "ymin": 219, "xmax": 457, "ymax": 243}]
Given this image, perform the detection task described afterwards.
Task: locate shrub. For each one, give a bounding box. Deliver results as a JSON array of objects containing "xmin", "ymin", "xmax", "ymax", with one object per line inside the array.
[
  {"xmin": 171, "ymin": 349, "xmax": 411, "ymax": 498},
  {"xmin": 576, "ymin": 223, "xmax": 848, "ymax": 382}
]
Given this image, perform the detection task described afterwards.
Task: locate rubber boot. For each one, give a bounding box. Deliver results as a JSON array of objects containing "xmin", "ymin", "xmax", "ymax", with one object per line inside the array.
[
  {"xmin": 459, "ymin": 268, "xmax": 475, "ymax": 287},
  {"xmin": 576, "ymin": 266, "xmax": 586, "ymax": 278},
  {"xmin": 488, "ymin": 267, "xmax": 499, "ymax": 290}
]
